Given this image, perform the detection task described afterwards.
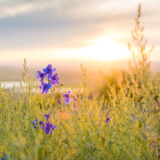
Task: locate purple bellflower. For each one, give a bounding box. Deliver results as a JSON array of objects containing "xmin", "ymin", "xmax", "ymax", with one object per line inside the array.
[
  {"xmin": 31, "ymin": 119, "xmax": 38, "ymax": 129},
  {"xmin": 63, "ymin": 91, "xmax": 72, "ymax": 105},
  {"xmin": 105, "ymin": 116, "xmax": 111, "ymax": 124},
  {"xmin": 44, "ymin": 111, "xmax": 51, "ymax": 121},
  {"xmin": 41, "ymin": 121, "xmax": 56, "ymax": 135},
  {"xmin": 40, "ymin": 82, "xmax": 52, "ymax": 94},
  {"xmin": 36, "ymin": 71, "xmax": 46, "ymax": 82},
  {"xmin": 43, "ymin": 64, "xmax": 56, "ymax": 76},
  {"xmin": 48, "ymin": 73, "xmax": 59, "ymax": 85}
]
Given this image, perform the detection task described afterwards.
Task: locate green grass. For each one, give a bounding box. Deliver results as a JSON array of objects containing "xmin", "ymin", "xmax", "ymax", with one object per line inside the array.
[{"xmin": 0, "ymin": 4, "xmax": 160, "ymax": 160}]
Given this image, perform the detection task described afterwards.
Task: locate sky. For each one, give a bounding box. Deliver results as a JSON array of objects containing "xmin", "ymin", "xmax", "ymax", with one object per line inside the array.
[{"xmin": 0, "ymin": 0, "xmax": 160, "ymax": 67}]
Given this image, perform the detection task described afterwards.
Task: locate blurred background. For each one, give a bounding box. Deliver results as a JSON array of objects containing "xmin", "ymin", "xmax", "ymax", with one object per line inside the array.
[{"xmin": 0, "ymin": 0, "xmax": 160, "ymax": 94}]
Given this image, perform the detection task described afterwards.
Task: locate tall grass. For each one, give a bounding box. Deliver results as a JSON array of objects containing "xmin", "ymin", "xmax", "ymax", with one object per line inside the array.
[{"xmin": 0, "ymin": 4, "xmax": 160, "ymax": 160}]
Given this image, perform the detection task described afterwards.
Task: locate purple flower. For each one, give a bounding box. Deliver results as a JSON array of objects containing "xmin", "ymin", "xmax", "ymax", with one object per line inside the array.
[
  {"xmin": 43, "ymin": 64, "xmax": 56, "ymax": 76},
  {"xmin": 73, "ymin": 95, "xmax": 76, "ymax": 102},
  {"xmin": 57, "ymin": 100, "xmax": 61, "ymax": 105},
  {"xmin": 1, "ymin": 153, "xmax": 12, "ymax": 160},
  {"xmin": 74, "ymin": 103, "xmax": 77, "ymax": 112},
  {"xmin": 36, "ymin": 71, "xmax": 46, "ymax": 82},
  {"xmin": 42, "ymin": 121, "xmax": 56, "ymax": 135},
  {"xmin": 40, "ymin": 121, "xmax": 44, "ymax": 126},
  {"xmin": 39, "ymin": 113, "xmax": 56, "ymax": 135},
  {"xmin": 105, "ymin": 116, "xmax": 111, "ymax": 124},
  {"xmin": 48, "ymin": 73, "xmax": 59, "ymax": 85},
  {"xmin": 63, "ymin": 91, "xmax": 72, "ymax": 105},
  {"xmin": 31, "ymin": 119, "xmax": 38, "ymax": 129},
  {"xmin": 73, "ymin": 95, "xmax": 77, "ymax": 112},
  {"xmin": 44, "ymin": 111, "xmax": 51, "ymax": 121},
  {"xmin": 40, "ymin": 82, "xmax": 52, "ymax": 94}
]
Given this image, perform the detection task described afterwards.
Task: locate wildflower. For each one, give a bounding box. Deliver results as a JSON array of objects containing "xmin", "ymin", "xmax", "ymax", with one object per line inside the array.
[
  {"xmin": 73, "ymin": 95, "xmax": 76, "ymax": 101},
  {"xmin": 74, "ymin": 103, "xmax": 77, "ymax": 112},
  {"xmin": 44, "ymin": 111, "xmax": 51, "ymax": 121},
  {"xmin": 36, "ymin": 71, "xmax": 46, "ymax": 82},
  {"xmin": 31, "ymin": 119, "xmax": 38, "ymax": 129},
  {"xmin": 43, "ymin": 64, "xmax": 56, "ymax": 76},
  {"xmin": 39, "ymin": 121, "xmax": 44, "ymax": 126},
  {"xmin": 57, "ymin": 100, "xmax": 61, "ymax": 105},
  {"xmin": 73, "ymin": 95, "xmax": 77, "ymax": 112},
  {"xmin": 48, "ymin": 73, "xmax": 59, "ymax": 85},
  {"xmin": 40, "ymin": 82, "xmax": 52, "ymax": 94},
  {"xmin": 41, "ymin": 121, "xmax": 56, "ymax": 135},
  {"xmin": 40, "ymin": 111, "xmax": 56, "ymax": 134},
  {"xmin": 63, "ymin": 91, "xmax": 72, "ymax": 104},
  {"xmin": 105, "ymin": 116, "xmax": 111, "ymax": 124},
  {"xmin": 1, "ymin": 153, "xmax": 12, "ymax": 160}
]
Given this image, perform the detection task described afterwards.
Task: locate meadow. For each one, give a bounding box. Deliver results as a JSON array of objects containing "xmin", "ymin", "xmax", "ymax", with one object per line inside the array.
[{"xmin": 0, "ymin": 4, "xmax": 160, "ymax": 160}]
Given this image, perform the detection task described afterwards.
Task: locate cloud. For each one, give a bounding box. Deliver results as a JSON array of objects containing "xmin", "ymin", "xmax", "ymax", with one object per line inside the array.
[
  {"xmin": 0, "ymin": 1, "xmax": 55, "ymax": 18},
  {"xmin": 0, "ymin": 0, "xmax": 159, "ymax": 61},
  {"xmin": 0, "ymin": 0, "xmax": 153, "ymax": 19}
]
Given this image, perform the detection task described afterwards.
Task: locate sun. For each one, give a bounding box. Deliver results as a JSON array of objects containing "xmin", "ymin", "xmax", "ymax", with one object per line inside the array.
[
  {"xmin": 45, "ymin": 37, "xmax": 130, "ymax": 61},
  {"xmin": 81, "ymin": 37, "xmax": 130, "ymax": 61}
]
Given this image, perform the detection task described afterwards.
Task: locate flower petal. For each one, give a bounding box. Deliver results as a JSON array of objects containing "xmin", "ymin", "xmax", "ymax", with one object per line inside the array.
[
  {"xmin": 57, "ymin": 100, "xmax": 61, "ymax": 105},
  {"xmin": 44, "ymin": 111, "xmax": 51, "ymax": 121},
  {"xmin": 51, "ymin": 125, "xmax": 56, "ymax": 130},
  {"xmin": 40, "ymin": 121, "xmax": 44, "ymax": 126},
  {"xmin": 46, "ymin": 84, "xmax": 52, "ymax": 90}
]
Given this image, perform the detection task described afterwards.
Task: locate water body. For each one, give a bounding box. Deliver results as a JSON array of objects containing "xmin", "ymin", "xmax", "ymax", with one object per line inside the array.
[
  {"xmin": 0, "ymin": 81, "xmax": 81, "ymax": 94},
  {"xmin": 0, "ymin": 81, "xmax": 26, "ymax": 89}
]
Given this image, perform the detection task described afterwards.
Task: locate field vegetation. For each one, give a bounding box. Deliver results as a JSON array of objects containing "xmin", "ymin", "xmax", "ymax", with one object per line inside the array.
[{"xmin": 0, "ymin": 4, "xmax": 160, "ymax": 160}]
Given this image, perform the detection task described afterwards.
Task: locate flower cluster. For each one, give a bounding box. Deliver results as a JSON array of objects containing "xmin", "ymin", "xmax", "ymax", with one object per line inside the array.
[
  {"xmin": 36, "ymin": 64, "xmax": 59, "ymax": 94},
  {"xmin": 56, "ymin": 90, "xmax": 74, "ymax": 105},
  {"xmin": 1, "ymin": 153, "xmax": 12, "ymax": 160},
  {"xmin": 35, "ymin": 64, "xmax": 110, "ymax": 132},
  {"xmin": 31, "ymin": 112, "xmax": 56, "ymax": 135},
  {"xmin": 31, "ymin": 119, "xmax": 39, "ymax": 129},
  {"xmin": 62, "ymin": 91, "xmax": 72, "ymax": 105}
]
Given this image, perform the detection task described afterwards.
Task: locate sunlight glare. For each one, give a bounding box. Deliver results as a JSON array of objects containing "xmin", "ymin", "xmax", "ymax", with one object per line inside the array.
[
  {"xmin": 80, "ymin": 37, "xmax": 130, "ymax": 61},
  {"xmin": 7, "ymin": 37, "xmax": 131, "ymax": 62},
  {"xmin": 50, "ymin": 37, "xmax": 130, "ymax": 61}
]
